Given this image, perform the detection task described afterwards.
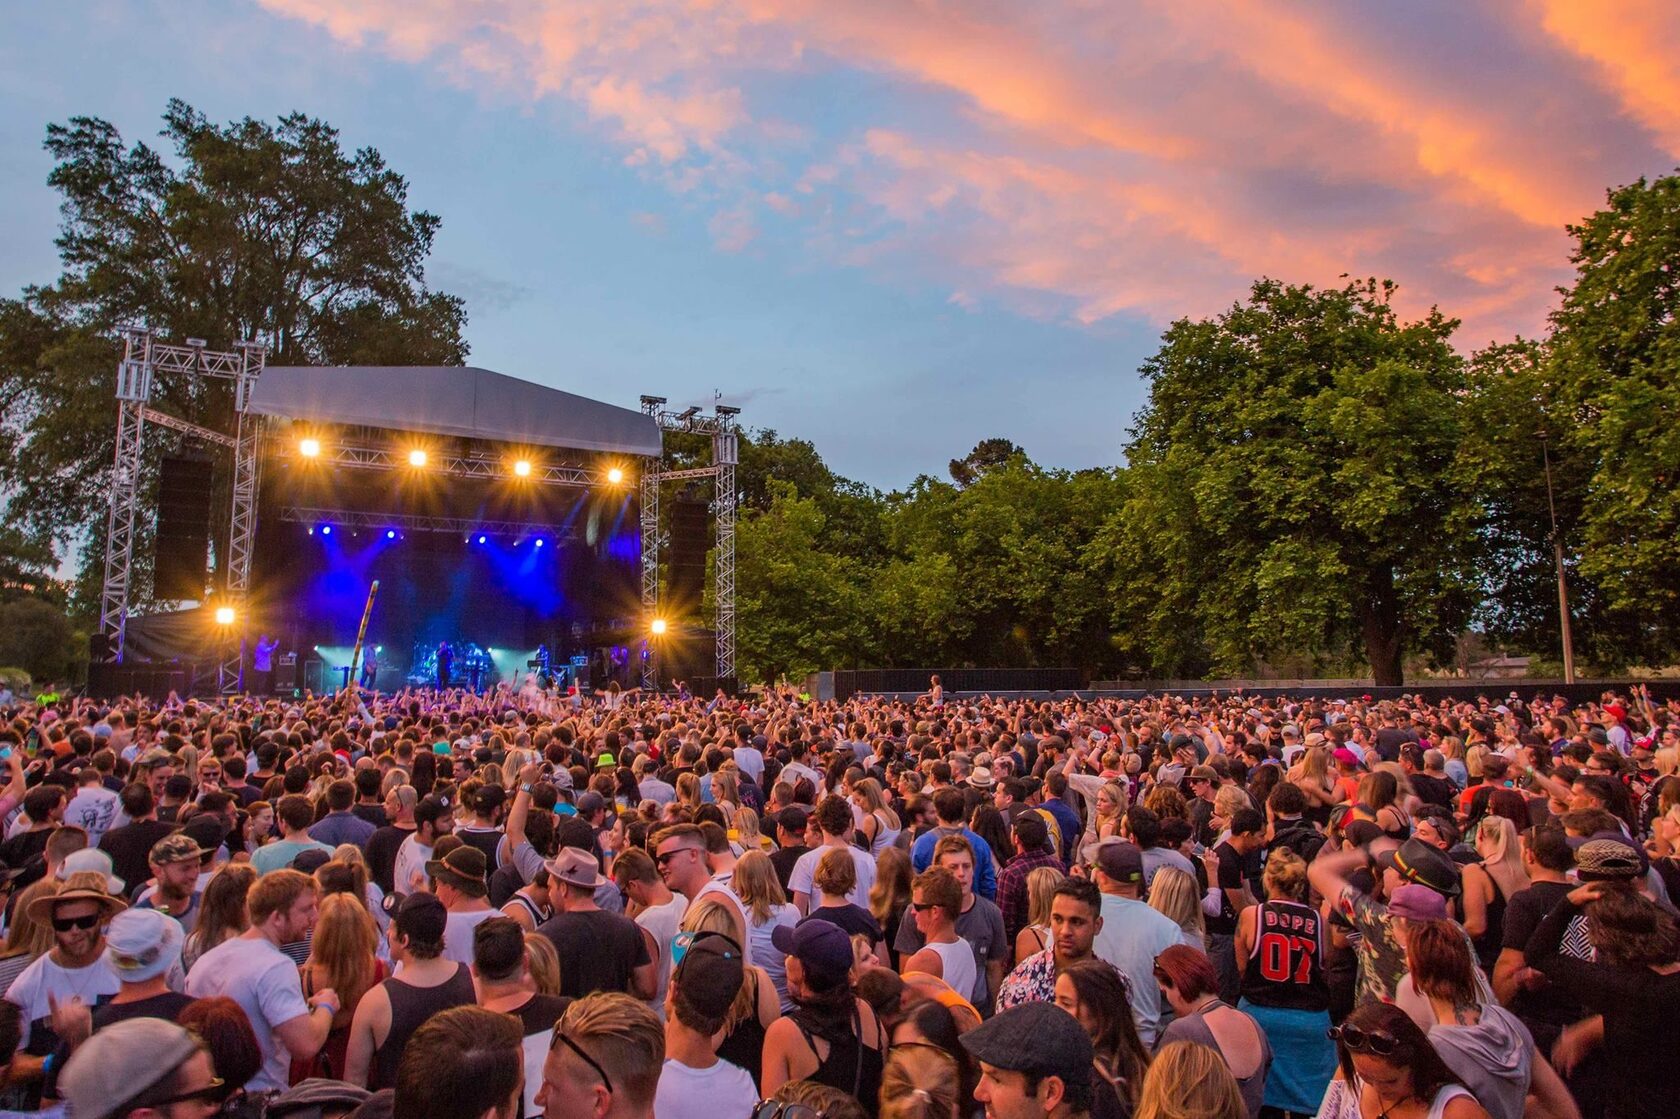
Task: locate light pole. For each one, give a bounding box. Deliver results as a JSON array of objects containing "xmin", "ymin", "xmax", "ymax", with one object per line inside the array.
[{"xmin": 1538, "ymin": 432, "xmax": 1576, "ymax": 683}]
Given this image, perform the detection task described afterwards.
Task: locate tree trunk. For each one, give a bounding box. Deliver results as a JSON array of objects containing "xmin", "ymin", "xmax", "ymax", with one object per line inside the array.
[{"xmin": 1361, "ymin": 565, "xmax": 1405, "ymax": 686}]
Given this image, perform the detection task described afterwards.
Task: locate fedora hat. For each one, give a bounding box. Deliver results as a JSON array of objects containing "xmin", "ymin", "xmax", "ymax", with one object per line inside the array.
[
  {"xmin": 546, "ymin": 847, "xmax": 607, "ymax": 891},
  {"xmin": 28, "ymin": 871, "xmax": 127, "ymax": 926}
]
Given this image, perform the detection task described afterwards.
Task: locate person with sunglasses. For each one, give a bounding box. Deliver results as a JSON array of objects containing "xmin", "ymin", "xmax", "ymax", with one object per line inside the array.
[
  {"xmin": 535, "ymin": 991, "xmax": 664, "ymax": 1119},
  {"xmin": 58, "ymin": 1017, "xmax": 223, "ymax": 1119},
  {"xmin": 3, "ymin": 870, "xmax": 124, "ymax": 1094},
  {"xmin": 1320, "ymin": 1002, "xmax": 1487, "ymax": 1119}
]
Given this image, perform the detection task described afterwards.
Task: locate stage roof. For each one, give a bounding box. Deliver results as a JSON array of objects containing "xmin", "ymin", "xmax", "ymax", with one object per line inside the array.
[{"xmin": 248, "ymin": 366, "xmax": 663, "ymax": 457}]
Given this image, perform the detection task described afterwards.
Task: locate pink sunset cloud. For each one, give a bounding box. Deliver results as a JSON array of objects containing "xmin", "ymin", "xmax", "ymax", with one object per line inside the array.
[{"xmin": 258, "ymin": 0, "xmax": 1679, "ymax": 345}]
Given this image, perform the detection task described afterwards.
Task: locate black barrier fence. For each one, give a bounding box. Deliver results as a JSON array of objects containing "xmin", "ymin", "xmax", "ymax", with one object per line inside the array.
[{"xmin": 821, "ymin": 668, "xmax": 1083, "ymax": 702}]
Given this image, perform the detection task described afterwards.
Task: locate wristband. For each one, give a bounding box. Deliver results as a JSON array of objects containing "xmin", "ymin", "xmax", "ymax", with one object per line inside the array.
[
  {"xmin": 313, "ymin": 999, "xmax": 339, "ymax": 1016},
  {"xmin": 520, "ymin": 783, "xmax": 533, "ymax": 794}
]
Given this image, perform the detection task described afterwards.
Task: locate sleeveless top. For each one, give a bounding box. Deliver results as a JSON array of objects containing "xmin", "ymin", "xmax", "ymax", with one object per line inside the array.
[
  {"xmin": 791, "ymin": 1004, "xmax": 886, "ymax": 1118},
  {"xmin": 372, "ymin": 963, "xmax": 477, "ymax": 1088},
  {"xmin": 868, "ymin": 812, "xmax": 902, "ymax": 857},
  {"xmin": 1470, "ymin": 863, "xmax": 1510, "ymax": 973},
  {"xmin": 1427, "ymin": 1083, "xmax": 1475, "ymax": 1119},
  {"xmin": 923, "ymin": 939, "xmax": 977, "ymax": 1007},
  {"xmin": 505, "ymin": 892, "xmax": 552, "ymax": 929},
  {"xmin": 1240, "ymin": 899, "xmax": 1328, "ymax": 1012}
]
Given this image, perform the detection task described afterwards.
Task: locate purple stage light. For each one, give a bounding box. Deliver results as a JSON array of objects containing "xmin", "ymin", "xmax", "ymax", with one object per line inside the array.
[{"xmin": 320, "ymin": 525, "xmax": 332, "ymax": 536}]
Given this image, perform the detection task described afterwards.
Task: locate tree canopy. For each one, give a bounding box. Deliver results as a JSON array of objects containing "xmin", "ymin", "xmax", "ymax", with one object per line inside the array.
[{"xmin": 0, "ymin": 100, "xmax": 467, "ymax": 606}]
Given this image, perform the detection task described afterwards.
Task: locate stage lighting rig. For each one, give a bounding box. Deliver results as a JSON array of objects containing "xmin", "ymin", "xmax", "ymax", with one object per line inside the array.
[
  {"xmin": 650, "ymin": 617, "xmax": 668, "ymax": 636},
  {"xmin": 299, "ymin": 437, "xmax": 321, "ymax": 458},
  {"xmin": 214, "ymin": 606, "xmax": 236, "ymax": 626},
  {"xmin": 606, "ymin": 467, "xmax": 625, "ymax": 485},
  {"xmin": 407, "ymin": 449, "xmax": 428, "ymax": 467},
  {"xmin": 513, "ymin": 459, "xmax": 532, "ymax": 477}
]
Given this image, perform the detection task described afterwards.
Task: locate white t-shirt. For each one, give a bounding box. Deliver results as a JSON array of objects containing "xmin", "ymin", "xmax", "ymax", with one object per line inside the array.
[
  {"xmin": 653, "ymin": 1057, "xmax": 757, "ymax": 1119},
  {"xmin": 441, "ymin": 908, "xmax": 501, "ymax": 966},
  {"xmin": 636, "ymin": 894, "xmax": 689, "ymax": 1020},
  {"xmin": 184, "ymin": 935, "xmax": 310, "ymax": 1092},
  {"xmin": 5, "ymin": 954, "xmax": 120, "ymax": 1049},
  {"xmin": 392, "ymin": 834, "xmax": 434, "ymax": 896},
  {"xmin": 63, "ymin": 786, "xmax": 121, "ymax": 846},
  {"xmin": 693, "ymin": 873, "xmax": 755, "ymax": 966},
  {"xmin": 789, "ymin": 844, "xmax": 877, "ymax": 910}
]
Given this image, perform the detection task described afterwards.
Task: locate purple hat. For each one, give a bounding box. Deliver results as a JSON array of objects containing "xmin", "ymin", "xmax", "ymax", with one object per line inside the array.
[
  {"xmin": 1387, "ymin": 883, "xmax": 1448, "ymax": 922},
  {"xmin": 772, "ymin": 919, "xmax": 853, "ymax": 989}
]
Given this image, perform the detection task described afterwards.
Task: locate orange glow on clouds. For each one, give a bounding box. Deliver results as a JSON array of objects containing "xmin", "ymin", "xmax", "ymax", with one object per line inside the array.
[{"xmin": 258, "ymin": 0, "xmax": 1679, "ymax": 345}]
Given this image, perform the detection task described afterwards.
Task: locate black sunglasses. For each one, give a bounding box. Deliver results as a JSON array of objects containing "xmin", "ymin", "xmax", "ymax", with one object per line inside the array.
[
  {"xmin": 654, "ymin": 847, "xmax": 700, "ymax": 867},
  {"xmin": 551, "ymin": 1031, "xmax": 614, "ymax": 1094},
  {"xmin": 1327, "ymin": 1025, "xmax": 1399, "ymax": 1056},
  {"xmin": 144, "ymin": 1077, "xmax": 225, "ymax": 1108},
  {"xmin": 911, "ymin": 901, "xmax": 938, "ymax": 912},
  {"xmin": 52, "ymin": 913, "xmax": 102, "ymax": 932}
]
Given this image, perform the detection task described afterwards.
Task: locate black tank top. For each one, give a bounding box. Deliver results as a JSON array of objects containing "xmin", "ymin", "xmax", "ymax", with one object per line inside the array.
[
  {"xmin": 1471, "ymin": 863, "xmax": 1510, "ymax": 973},
  {"xmin": 1240, "ymin": 899, "xmax": 1328, "ymax": 1012},
  {"xmin": 372, "ymin": 963, "xmax": 477, "ymax": 1088},
  {"xmin": 792, "ymin": 1004, "xmax": 885, "ymax": 1118}
]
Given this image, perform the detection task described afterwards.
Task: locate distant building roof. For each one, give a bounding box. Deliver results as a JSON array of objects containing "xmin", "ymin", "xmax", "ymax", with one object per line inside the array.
[{"xmin": 248, "ymin": 365, "xmax": 662, "ymax": 457}]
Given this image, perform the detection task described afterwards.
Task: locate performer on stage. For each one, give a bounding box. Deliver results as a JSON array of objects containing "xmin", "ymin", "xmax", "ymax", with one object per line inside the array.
[
  {"xmin": 360, "ymin": 645, "xmax": 379, "ymax": 689},
  {"xmin": 251, "ymin": 633, "xmax": 280, "ymax": 695},
  {"xmin": 436, "ymin": 640, "xmax": 453, "ymax": 690}
]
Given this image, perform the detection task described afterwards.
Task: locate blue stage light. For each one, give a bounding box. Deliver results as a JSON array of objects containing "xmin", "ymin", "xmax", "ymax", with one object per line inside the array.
[
  {"xmin": 320, "ymin": 525, "xmax": 332, "ymax": 536},
  {"xmin": 477, "ymin": 535, "xmax": 487, "ymax": 545},
  {"xmin": 535, "ymin": 538, "xmax": 545, "ymax": 548},
  {"xmin": 386, "ymin": 529, "xmax": 397, "ymax": 540}
]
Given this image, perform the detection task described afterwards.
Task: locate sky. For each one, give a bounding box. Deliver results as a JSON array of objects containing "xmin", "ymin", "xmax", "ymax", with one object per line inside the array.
[{"xmin": 3, "ymin": 1, "xmax": 1678, "ymax": 490}]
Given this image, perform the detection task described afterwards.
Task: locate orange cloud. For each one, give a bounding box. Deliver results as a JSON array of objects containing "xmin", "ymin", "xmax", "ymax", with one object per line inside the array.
[
  {"xmin": 1535, "ymin": 0, "xmax": 1680, "ymax": 158},
  {"xmin": 254, "ymin": 0, "xmax": 1672, "ymax": 344}
]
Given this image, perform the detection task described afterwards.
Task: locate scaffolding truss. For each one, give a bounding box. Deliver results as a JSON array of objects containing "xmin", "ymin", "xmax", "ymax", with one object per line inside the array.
[
  {"xmin": 271, "ymin": 433, "xmax": 616, "ymax": 488},
  {"xmin": 637, "ymin": 398, "xmax": 740, "ymax": 688},
  {"xmin": 98, "ymin": 329, "xmax": 268, "ymax": 686}
]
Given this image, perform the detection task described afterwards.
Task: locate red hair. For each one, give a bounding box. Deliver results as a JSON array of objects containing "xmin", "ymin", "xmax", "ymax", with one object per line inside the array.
[
  {"xmin": 1153, "ymin": 944, "xmax": 1219, "ymax": 1001},
  {"xmin": 1402, "ymin": 920, "xmax": 1478, "ymax": 1006}
]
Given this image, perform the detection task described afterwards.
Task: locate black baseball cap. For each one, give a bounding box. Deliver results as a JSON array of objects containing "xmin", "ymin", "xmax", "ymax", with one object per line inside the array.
[{"xmin": 674, "ymin": 932, "xmax": 744, "ymax": 1018}]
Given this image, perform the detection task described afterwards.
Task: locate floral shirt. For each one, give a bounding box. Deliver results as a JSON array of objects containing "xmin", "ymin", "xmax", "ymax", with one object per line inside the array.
[{"xmin": 996, "ymin": 948, "xmax": 1059, "ymax": 1011}]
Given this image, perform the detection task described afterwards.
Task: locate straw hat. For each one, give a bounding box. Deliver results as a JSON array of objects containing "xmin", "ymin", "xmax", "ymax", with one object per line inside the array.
[{"xmin": 28, "ymin": 870, "xmax": 127, "ymax": 925}]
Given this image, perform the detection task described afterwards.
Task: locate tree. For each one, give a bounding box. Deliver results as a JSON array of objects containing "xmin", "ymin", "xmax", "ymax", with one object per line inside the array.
[
  {"xmin": 0, "ymin": 597, "xmax": 80, "ymax": 685},
  {"xmin": 948, "ymin": 438, "xmax": 1026, "ymax": 488},
  {"xmin": 0, "ymin": 526, "xmax": 61, "ymax": 605},
  {"xmin": 1108, "ymin": 278, "xmax": 1477, "ymax": 685},
  {"xmin": 1544, "ymin": 172, "xmax": 1680, "ymax": 656},
  {"xmin": 724, "ymin": 481, "xmax": 872, "ymax": 683},
  {"xmin": 0, "ymin": 100, "xmax": 467, "ymax": 608}
]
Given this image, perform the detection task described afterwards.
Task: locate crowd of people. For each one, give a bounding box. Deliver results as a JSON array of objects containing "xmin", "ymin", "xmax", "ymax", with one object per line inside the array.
[{"xmin": 0, "ymin": 679, "xmax": 1673, "ymax": 1119}]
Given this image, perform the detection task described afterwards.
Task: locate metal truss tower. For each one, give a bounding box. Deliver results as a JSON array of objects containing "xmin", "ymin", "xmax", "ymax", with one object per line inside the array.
[
  {"xmin": 98, "ymin": 329, "xmax": 268, "ymax": 680},
  {"xmin": 635, "ymin": 398, "xmax": 741, "ymax": 688}
]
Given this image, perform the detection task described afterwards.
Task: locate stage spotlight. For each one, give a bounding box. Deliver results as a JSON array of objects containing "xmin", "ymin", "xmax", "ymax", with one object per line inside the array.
[
  {"xmin": 386, "ymin": 529, "xmax": 397, "ymax": 540},
  {"xmin": 606, "ymin": 467, "xmax": 624, "ymax": 485},
  {"xmin": 307, "ymin": 526, "xmax": 315, "ymax": 536},
  {"xmin": 513, "ymin": 459, "xmax": 532, "ymax": 478},
  {"xmin": 477, "ymin": 535, "xmax": 487, "ymax": 545},
  {"xmin": 534, "ymin": 538, "xmax": 545, "ymax": 548},
  {"xmin": 320, "ymin": 525, "xmax": 332, "ymax": 536},
  {"xmin": 299, "ymin": 437, "xmax": 321, "ymax": 458},
  {"xmin": 214, "ymin": 606, "xmax": 236, "ymax": 626},
  {"xmin": 650, "ymin": 617, "xmax": 668, "ymax": 636},
  {"xmin": 408, "ymin": 448, "xmax": 428, "ymax": 467}
]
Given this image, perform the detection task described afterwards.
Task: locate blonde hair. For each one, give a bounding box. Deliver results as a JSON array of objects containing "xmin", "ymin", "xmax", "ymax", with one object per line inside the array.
[
  {"xmin": 675, "ymin": 772, "xmax": 701, "ymax": 808},
  {"xmin": 304, "ymin": 893, "xmax": 379, "ymax": 1016},
  {"xmin": 1212, "ymin": 784, "xmax": 1250, "ymax": 821},
  {"xmin": 524, "ymin": 933, "xmax": 562, "ymax": 995},
  {"xmin": 1466, "ymin": 744, "xmax": 1489, "ymax": 779},
  {"xmin": 732, "ymin": 807, "xmax": 769, "ymax": 853},
  {"xmin": 712, "ymin": 768, "xmax": 740, "ymax": 810},
  {"xmin": 853, "ymin": 778, "xmax": 901, "ymax": 831},
  {"xmin": 1147, "ymin": 868, "xmax": 1205, "ymax": 943},
  {"xmin": 558, "ymin": 993, "xmax": 664, "ymax": 1111},
  {"xmin": 1, "ymin": 878, "xmax": 60, "ymax": 959},
  {"xmin": 1025, "ymin": 866, "xmax": 1066, "ymax": 930},
  {"xmin": 880, "ymin": 1041, "xmax": 960, "ymax": 1119},
  {"xmin": 1262, "ymin": 848, "xmax": 1308, "ymax": 902},
  {"xmin": 1476, "ymin": 814, "xmax": 1523, "ymax": 869},
  {"xmin": 1134, "ymin": 1040, "xmax": 1245, "ymax": 1119},
  {"xmin": 732, "ymin": 850, "xmax": 788, "ymax": 924}
]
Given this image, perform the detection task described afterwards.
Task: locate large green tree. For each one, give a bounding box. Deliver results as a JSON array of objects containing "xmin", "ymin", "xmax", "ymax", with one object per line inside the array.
[
  {"xmin": 0, "ymin": 99, "xmax": 467, "ymax": 609},
  {"xmin": 1544, "ymin": 173, "xmax": 1680, "ymax": 655},
  {"xmin": 1108, "ymin": 278, "xmax": 1477, "ymax": 685}
]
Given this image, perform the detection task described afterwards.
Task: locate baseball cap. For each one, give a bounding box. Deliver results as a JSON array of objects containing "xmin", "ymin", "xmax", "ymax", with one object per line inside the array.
[
  {"xmin": 575, "ymin": 791, "xmax": 607, "ymax": 816},
  {"xmin": 1090, "ymin": 839, "xmax": 1143, "ymax": 885},
  {"xmin": 269, "ymin": 1079, "xmax": 373, "ymax": 1119},
  {"xmin": 148, "ymin": 833, "xmax": 204, "ymax": 867},
  {"xmin": 58, "ymin": 848, "xmax": 125, "ymax": 895},
  {"xmin": 960, "ymin": 1002, "xmax": 1094, "ymax": 1090},
  {"xmin": 292, "ymin": 848, "xmax": 331, "ymax": 875},
  {"xmin": 673, "ymin": 932, "xmax": 744, "ymax": 1019},
  {"xmin": 104, "ymin": 908, "xmax": 183, "ymax": 983},
  {"xmin": 1188, "ymin": 765, "xmax": 1217, "ymax": 783},
  {"xmin": 1332, "ymin": 748, "xmax": 1360, "ymax": 767},
  {"xmin": 771, "ymin": 919, "xmax": 853, "ymax": 990},
  {"xmin": 59, "ymin": 1018, "xmax": 199, "ymax": 1119}
]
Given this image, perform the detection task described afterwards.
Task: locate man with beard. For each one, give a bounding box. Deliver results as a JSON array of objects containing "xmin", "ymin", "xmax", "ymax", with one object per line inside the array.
[{"xmin": 996, "ymin": 877, "xmax": 1119, "ymax": 1010}]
